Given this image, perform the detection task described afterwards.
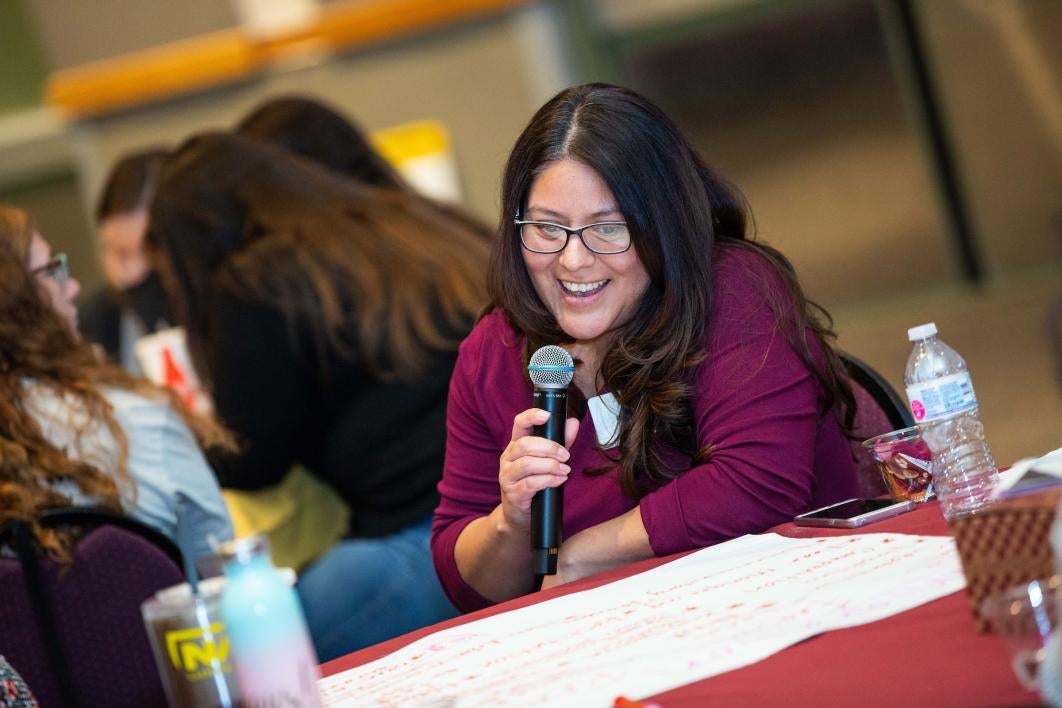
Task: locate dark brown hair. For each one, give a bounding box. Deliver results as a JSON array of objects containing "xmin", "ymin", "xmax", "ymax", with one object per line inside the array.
[
  {"xmin": 0, "ymin": 205, "xmax": 230, "ymax": 560},
  {"xmin": 95, "ymin": 148, "xmax": 169, "ymax": 222},
  {"xmin": 490, "ymin": 84, "xmax": 854, "ymax": 499},
  {"xmin": 236, "ymin": 95, "xmax": 490, "ymax": 244},
  {"xmin": 237, "ymin": 96, "xmax": 403, "ymax": 189},
  {"xmin": 147, "ymin": 132, "xmax": 491, "ymax": 383}
]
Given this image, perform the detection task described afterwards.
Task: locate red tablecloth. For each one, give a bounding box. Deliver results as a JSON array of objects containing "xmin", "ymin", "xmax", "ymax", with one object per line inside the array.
[{"xmin": 322, "ymin": 501, "xmax": 1035, "ymax": 706}]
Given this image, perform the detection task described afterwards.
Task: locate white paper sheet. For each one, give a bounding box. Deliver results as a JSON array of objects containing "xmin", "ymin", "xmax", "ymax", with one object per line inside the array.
[
  {"xmin": 994, "ymin": 446, "xmax": 1062, "ymax": 496},
  {"xmin": 319, "ymin": 533, "xmax": 965, "ymax": 707}
]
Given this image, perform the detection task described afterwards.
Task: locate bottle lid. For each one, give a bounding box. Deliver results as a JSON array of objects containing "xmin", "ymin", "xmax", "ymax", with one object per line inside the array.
[
  {"xmin": 154, "ymin": 575, "xmax": 228, "ymax": 605},
  {"xmin": 907, "ymin": 322, "xmax": 937, "ymax": 341},
  {"xmin": 217, "ymin": 534, "xmax": 270, "ymax": 565}
]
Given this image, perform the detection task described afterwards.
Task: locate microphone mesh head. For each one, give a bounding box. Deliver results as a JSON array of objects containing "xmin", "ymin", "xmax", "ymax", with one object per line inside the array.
[{"xmin": 528, "ymin": 345, "xmax": 575, "ymax": 389}]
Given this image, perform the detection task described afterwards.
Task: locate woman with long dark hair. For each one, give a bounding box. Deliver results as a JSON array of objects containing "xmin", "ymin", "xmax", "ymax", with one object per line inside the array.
[
  {"xmin": 432, "ymin": 84, "xmax": 859, "ymax": 611},
  {"xmin": 0, "ymin": 205, "xmax": 231, "ymax": 563},
  {"xmin": 79, "ymin": 148, "xmax": 173, "ymax": 372},
  {"xmin": 146, "ymin": 133, "xmax": 491, "ymax": 658}
]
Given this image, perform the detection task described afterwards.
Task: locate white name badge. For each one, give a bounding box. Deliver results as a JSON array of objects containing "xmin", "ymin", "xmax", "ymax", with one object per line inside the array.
[
  {"xmin": 133, "ymin": 326, "xmax": 213, "ymax": 415},
  {"xmin": 587, "ymin": 392, "xmax": 621, "ymax": 449}
]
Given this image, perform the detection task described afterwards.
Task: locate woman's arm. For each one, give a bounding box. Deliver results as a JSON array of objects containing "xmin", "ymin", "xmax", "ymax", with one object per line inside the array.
[
  {"xmin": 434, "ymin": 319, "xmax": 589, "ymax": 611},
  {"xmin": 639, "ymin": 252, "xmax": 855, "ymax": 556},
  {"xmin": 543, "ymin": 505, "xmax": 652, "ymax": 588},
  {"xmin": 112, "ymin": 390, "xmax": 233, "ymax": 564},
  {"xmin": 452, "ymin": 409, "xmax": 577, "ymax": 602},
  {"xmin": 207, "ymin": 290, "xmax": 313, "ymax": 489},
  {"xmin": 161, "ymin": 405, "xmax": 234, "ymax": 563}
]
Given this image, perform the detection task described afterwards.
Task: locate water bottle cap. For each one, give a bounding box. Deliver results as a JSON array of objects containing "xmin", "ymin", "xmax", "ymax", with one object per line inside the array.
[
  {"xmin": 217, "ymin": 534, "xmax": 271, "ymax": 565},
  {"xmin": 907, "ymin": 322, "xmax": 937, "ymax": 341}
]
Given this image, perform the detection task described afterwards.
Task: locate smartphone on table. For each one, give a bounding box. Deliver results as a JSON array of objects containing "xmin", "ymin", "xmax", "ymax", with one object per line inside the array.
[{"xmin": 793, "ymin": 498, "xmax": 915, "ymax": 528}]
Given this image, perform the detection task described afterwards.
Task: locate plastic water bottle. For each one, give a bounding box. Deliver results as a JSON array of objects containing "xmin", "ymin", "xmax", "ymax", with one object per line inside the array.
[
  {"xmin": 904, "ymin": 322, "xmax": 996, "ymax": 520},
  {"xmin": 218, "ymin": 535, "xmax": 322, "ymax": 707}
]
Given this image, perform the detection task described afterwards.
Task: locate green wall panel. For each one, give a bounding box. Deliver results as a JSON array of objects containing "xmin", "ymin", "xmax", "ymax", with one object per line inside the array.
[{"xmin": 0, "ymin": 0, "xmax": 47, "ymax": 112}]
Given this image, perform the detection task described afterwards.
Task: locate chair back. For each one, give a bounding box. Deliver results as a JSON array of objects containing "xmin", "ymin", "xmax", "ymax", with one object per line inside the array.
[
  {"xmin": 0, "ymin": 509, "xmax": 184, "ymax": 707},
  {"xmin": 841, "ymin": 352, "xmax": 916, "ymax": 497}
]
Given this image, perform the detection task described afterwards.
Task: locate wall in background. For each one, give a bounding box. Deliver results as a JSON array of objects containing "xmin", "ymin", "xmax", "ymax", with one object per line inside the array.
[
  {"xmin": 0, "ymin": 0, "xmax": 46, "ymax": 113},
  {"xmin": 919, "ymin": 1, "xmax": 1062, "ymax": 274},
  {"xmin": 610, "ymin": 1, "xmax": 954, "ymax": 306},
  {"xmin": 28, "ymin": 0, "xmax": 237, "ymax": 69},
  {"xmin": 1, "ymin": 2, "xmax": 575, "ymax": 294}
]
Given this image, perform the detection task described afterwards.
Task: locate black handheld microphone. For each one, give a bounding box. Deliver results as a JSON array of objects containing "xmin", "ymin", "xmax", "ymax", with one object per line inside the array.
[{"xmin": 527, "ymin": 345, "xmax": 575, "ymax": 575}]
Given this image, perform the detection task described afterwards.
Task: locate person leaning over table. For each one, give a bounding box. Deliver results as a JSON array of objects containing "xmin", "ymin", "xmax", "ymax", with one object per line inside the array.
[
  {"xmin": 431, "ymin": 83, "xmax": 861, "ymax": 612},
  {"xmin": 0, "ymin": 205, "xmax": 232, "ymax": 564},
  {"xmin": 145, "ymin": 132, "xmax": 491, "ymax": 659},
  {"xmin": 224, "ymin": 97, "xmax": 500, "ymax": 578}
]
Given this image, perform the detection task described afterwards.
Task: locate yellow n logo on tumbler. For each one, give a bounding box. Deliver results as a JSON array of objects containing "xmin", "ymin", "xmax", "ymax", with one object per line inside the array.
[{"xmin": 165, "ymin": 623, "xmax": 232, "ymax": 680}]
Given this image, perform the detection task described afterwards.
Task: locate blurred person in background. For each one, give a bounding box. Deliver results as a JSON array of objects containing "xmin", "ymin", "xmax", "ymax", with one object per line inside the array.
[
  {"xmin": 237, "ymin": 96, "xmax": 404, "ymax": 189},
  {"xmin": 0, "ymin": 205, "xmax": 232, "ymax": 565},
  {"xmin": 232, "ymin": 97, "xmax": 495, "ymax": 575},
  {"xmin": 146, "ymin": 132, "xmax": 491, "ymax": 659},
  {"xmin": 432, "ymin": 84, "xmax": 859, "ymax": 611},
  {"xmin": 79, "ymin": 148, "xmax": 173, "ymax": 374},
  {"xmin": 235, "ymin": 95, "xmax": 489, "ymax": 235}
]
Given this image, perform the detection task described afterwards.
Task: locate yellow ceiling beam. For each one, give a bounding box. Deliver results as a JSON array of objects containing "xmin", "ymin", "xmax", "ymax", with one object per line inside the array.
[{"xmin": 46, "ymin": 0, "xmax": 529, "ymax": 120}]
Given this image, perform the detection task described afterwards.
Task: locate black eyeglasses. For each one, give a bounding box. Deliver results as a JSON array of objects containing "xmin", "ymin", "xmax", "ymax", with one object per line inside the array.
[
  {"xmin": 515, "ymin": 219, "xmax": 632, "ymax": 255},
  {"xmin": 31, "ymin": 252, "xmax": 70, "ymax": 286}
]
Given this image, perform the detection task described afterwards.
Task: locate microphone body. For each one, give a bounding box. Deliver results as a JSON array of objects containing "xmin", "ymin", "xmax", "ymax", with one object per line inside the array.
[
  {"xmin": 531, "ymin": 386, "xmax": 566, "ymax": 575},
  {"xmin": 527, "ymin": 345, "xmax": 575, "ymax": 576}
]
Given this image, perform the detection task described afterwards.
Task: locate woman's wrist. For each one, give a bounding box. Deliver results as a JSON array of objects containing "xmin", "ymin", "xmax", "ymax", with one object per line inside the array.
[
  {"xmin": 454, "ymin": 504, "xmax": 538, "ymax": 603},
  {"xmin": 492, "ymin": 503, "xmax": 529, "ymax": 541},
  {"xmin": 556, "ymin": 507, "xmax": 654, "ymax": 584}
]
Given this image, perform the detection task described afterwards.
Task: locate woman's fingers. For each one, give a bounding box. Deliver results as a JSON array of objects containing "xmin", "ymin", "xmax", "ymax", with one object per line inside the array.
[
  {"xmin": 500, "ymin": 410, "xmax": 579, "ymax": 521},
  {"xmin": 503, "ymin": 435, "xmax": 570, "ymax": 465},
  {"xmin": 511, "ymin": 407, "xmax": 550, "ymax": 441},
  {"xmin": 564, "ymin": 417, "xmax": 580, "ymax": 448},
  {"xmin": 505, "ymin": 409, "xmax": 572, "ymax": 463},
  {"xmin": 506, "ymin": 453, "xmax": 571, "ymax": 479},
  {"xmin": 503, "ymin": 460, "xmax": 569, "ymax": 495}
]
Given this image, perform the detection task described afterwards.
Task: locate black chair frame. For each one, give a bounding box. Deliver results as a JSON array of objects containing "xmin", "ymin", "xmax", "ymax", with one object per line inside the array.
[{"xmin": 840, "ymin": 352, "xmax": 915, "ymax": 431}]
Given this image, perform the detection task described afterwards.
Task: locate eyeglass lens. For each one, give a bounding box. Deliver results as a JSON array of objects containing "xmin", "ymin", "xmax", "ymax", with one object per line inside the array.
[
  {"xmin": 518, "ymin": 221, "xmax": 630, "ymax": 254},
  {"xmin": 35, "ymin": 253, "xmax": 69, "ymax": 284}
]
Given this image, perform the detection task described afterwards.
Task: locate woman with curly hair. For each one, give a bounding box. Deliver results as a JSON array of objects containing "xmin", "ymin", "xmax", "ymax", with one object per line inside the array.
[{"xmin": 0, "ymin": 205, "xmax": 232, "ymax": 563}]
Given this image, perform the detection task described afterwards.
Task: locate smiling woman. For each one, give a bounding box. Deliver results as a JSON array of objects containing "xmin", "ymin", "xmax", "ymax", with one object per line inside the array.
[
  {"xmin": 431, "ymin": 83, "xmax": 862, "ymax": 613},
  {"xmin": 518, "ymin": 159, "xmax": 650, "ymax": 393}
]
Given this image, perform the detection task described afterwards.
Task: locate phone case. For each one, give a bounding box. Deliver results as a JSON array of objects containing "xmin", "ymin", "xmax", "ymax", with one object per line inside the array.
[{"xmin": 793, "ymin": 499, "xmax": 915, "ymax": 528}]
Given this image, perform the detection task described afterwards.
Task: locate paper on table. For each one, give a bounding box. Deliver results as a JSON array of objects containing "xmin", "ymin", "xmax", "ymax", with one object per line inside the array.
[
  {"xmin": 319, "ymin": 533, "xmax": 965, "ymax": 707},
  {"xmin": 993, "ymin": 446, "xmax": 1062, "ymax": 497}
]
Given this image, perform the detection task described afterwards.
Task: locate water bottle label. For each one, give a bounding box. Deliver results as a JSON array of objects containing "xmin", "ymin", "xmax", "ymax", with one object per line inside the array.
[{"xmin": 905, "ymin": 372, "xmax": 978, "ymax": 422}]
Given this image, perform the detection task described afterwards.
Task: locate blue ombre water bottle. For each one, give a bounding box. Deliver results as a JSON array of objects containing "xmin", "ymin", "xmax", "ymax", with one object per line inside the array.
[{"xmin": 218, "ymin": 535, "xmax": 322, "ymax": 707}]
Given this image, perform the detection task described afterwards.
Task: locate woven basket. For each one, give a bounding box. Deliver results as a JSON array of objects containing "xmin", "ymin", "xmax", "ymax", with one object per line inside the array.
[{"xmin": 950, "ymin": 487, "xmax": 1062, "ymax": 632}]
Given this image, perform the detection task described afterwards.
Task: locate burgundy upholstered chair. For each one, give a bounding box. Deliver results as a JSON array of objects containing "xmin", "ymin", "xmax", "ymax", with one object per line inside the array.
[
  {"xmin": 0, "ymin": 508, "xmax": 184, "ymax": 708},
  {"xmin": 840, "ymin": 352, "xmax": 916, "ymax": 498}
]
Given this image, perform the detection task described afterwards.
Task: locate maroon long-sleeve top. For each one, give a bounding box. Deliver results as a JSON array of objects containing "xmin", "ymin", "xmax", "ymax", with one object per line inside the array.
[{"xmin": 432, "ymin": 246, "xmax": 859, "ymax": 612}]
